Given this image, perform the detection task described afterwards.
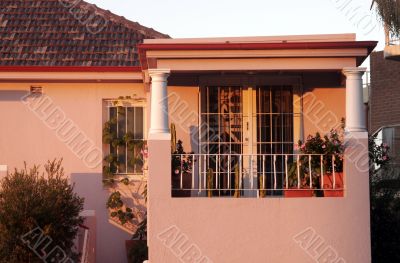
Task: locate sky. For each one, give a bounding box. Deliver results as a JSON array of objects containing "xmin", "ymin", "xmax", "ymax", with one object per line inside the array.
[{"xmin": 86, "ymin": 0, "xmax": 385, "ymax": 67}]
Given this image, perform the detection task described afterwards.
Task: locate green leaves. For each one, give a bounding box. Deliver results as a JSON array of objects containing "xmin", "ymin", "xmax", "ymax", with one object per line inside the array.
[
  {"xmin": 0, "ymin": 159, "xmax": 84, "ymax": 263},
  {"xmin": 106, "ymin": 191, "xmax": 134, "ymax": 225}
]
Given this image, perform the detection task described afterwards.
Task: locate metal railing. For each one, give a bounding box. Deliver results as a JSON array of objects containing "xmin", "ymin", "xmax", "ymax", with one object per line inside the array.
[{"xmin": 172, "ymin": 153, "xmax": 343, "ymax": 197}]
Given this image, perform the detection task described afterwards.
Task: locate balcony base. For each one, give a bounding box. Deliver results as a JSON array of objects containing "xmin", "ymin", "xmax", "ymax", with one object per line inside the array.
[{"xmin": 384, "ymin": 45, "xmax": 400, "ymax": 61}]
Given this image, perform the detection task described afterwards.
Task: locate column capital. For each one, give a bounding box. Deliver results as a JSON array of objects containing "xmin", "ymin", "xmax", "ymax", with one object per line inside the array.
[
  {"xmin": 342, "ymin": 67, "xmax": 367, "ymax": 77},
  {"xmin": 148, "ymin": 68, "xmax": 171, "ymax": 79}
]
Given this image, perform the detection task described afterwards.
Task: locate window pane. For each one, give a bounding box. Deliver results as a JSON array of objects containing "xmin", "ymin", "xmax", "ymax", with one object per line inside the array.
[
  {"xmin": 118, "ymin": 106, "xmax": 126, "ymax": 137},
  {"xmin": 127, "ymin": 107, "xmax": 135, "ymax": 134},
  {"xmin": 109, "ymin": 107, "xmax": 118, "ymax": 173},
  {"xmin": 127, "ymin": 146, "xmax": 134, "ymax": 174},
  {"xmin": 134, "ymin": 107, "xmax": 144, "ymax": 140},
  {"xmin": 117, "ymin": 107, "xmax": 126, "ymax": 173}
]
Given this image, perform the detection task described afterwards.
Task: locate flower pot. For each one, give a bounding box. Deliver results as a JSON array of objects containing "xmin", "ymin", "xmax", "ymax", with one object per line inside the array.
[
  {"xmin": 171, "ymin": 172, "xmax": 192, "ymax": 197},
  {"xmin": 126, "ymin": 240, "xmax": 148, "ymax": 263},
  {"xmin": 283, "ymin": 188, "xmax": 314, "ymax": 197},
  {"xmin": 323, "ymin": 172, "xmax": 344, "ymax": 197}
]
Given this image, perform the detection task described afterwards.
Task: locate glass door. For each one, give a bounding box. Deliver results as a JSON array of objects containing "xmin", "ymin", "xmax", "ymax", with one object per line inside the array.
[{"xmin": 200, "ymin": 85, "xmax": 299, "ymax": 196}]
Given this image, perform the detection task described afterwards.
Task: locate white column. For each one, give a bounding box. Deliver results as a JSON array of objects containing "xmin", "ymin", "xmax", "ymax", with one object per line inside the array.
[
  {"xmin": 148, "ymin": 69, "xmax": 170, "ymax": 137},
  {"xmin": 343, "ymin": 67, "xmax": 367, "ymax": 132}
]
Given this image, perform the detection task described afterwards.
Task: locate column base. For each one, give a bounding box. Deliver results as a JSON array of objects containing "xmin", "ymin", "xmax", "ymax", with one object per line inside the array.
[{"xmin": 148, "ymin": 132, "xmax": 171, "ymax": 140}]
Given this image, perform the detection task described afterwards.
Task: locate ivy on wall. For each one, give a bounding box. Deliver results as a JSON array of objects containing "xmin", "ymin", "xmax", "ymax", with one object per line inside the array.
[{"xmin": 102, "ymin": 96, "xmax": 147, "ymax": 227}]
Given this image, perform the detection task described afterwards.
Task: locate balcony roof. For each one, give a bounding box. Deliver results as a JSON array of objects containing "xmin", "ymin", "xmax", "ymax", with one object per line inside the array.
[{"xmin": 139, "ymin": 34, "xmax": 377, "ymax": 71}]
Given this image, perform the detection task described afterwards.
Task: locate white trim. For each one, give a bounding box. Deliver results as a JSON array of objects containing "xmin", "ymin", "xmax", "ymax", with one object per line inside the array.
[
  {"xmin": 144, "ymin": 33, "xmax": 356, "ymax": 44},
  {"xmin": 146, "ymin": 48, "xmax": 368, "ymax": 59},
  {"xmin": 80, "ymin": 210, "xmax": 96, "ymax": 217}
]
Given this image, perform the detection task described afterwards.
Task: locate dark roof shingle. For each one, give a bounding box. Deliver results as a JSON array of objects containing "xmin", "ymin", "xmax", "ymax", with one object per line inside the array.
[{"xmin": 0, "ymin": 0, "xmax": 169, "ymax": 66}]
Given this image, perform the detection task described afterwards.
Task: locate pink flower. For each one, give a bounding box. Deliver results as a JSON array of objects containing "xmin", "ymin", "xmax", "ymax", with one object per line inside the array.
[
  {"xmin": 301, "ymin": 144, "xmax": 306, "ymax": 149},
  {"xmin": 294, "ymin": 144, "xmax": 299, "ymax": 150},
  {"xmin": 383, "ymin": 156, "xmax": 387, "ymax": 161},
  {"xmin": 322, "ymin": 144, "xmax": 326, "ymax": 149},
  {"xmin": 175, "ymin": 169, "xmax": 180, "ymax": 174}
]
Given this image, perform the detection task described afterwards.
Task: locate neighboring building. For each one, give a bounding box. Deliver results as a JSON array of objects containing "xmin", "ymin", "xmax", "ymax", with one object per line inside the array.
[
  {"xmin": 0, "ymin": 1, "xmax": 377, "ymax": 263},
  {"xmin": 370, "ymin": 49, "xmax": 400, "ymax": 171},
  {"xmin": 370, "ymin": 51, "xmax": 400, "ymax": 133}
]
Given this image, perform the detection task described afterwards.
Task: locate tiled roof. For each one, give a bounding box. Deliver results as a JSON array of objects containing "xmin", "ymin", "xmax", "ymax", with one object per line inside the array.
[{"xmin": 0, "ymin": 0, "xmax": 169, "ymax": 66}]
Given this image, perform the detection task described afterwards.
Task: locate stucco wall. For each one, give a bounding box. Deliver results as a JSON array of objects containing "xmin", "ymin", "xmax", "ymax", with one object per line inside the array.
[
  {"xmin": 0, "ymin": 82, "xmax": 147, "ymax": 263},
  {"xmin": 168, "ymin": 86, "xmax": 199, "ymax": 153},
  {"xmin": 302, "ymin": 72, "xmax": 346, "ymax": 138},
  {"xmin": 148, "ymin": 133, "xmax": 371, "ymax": 263}
]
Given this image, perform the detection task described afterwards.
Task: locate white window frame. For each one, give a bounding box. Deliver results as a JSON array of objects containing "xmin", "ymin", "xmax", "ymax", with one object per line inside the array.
[{"xmin": 104, "ymin": 99, "xmax": 147, "ymax": 176}]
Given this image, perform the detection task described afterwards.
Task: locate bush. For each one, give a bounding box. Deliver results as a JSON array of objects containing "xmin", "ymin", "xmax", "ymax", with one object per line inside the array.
[{"xmin": 0, "ymin": 159, "xmax": 84, "ymax": 263}]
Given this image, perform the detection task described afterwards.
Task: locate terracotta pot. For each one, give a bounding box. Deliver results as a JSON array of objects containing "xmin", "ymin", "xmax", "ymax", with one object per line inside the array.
[
  {"xmin": 323, "ymin": 172, "xmax": 344, "ymax": 197},
  {"xmin": 171, "ymin": 172, "xmax": 192, "ymax": 197},
  {"xmin": 126, "ymin": 240, "xmax": 148, "ymax": 263},
  {"xmin": 283, "ymin": 188, "xmax": 314, "ymax": 197}
]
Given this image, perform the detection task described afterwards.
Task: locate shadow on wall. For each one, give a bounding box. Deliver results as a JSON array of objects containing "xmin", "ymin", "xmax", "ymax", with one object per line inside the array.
[
  {"xmin": 0, "ymin": 90, "xmax": 29, "ymax": 101},
  {"xmin": 70, "ymin": 173, "xmax": 131, "ymax": 263}
]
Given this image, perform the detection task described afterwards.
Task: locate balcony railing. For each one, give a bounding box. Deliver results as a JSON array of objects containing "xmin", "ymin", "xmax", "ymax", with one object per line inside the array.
[{"xmin": 171, "ymin": 153, "xmax": 344, "ymax": 198}]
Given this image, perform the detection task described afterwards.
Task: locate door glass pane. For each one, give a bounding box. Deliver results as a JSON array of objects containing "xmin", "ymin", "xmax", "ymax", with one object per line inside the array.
[
  {"xmin": 201, "ymin": 86, "xmax": 242, "ymax": 196},
  {"xmin": 256, "ymin": 86, "xmax": 294, "ymax": 194}
]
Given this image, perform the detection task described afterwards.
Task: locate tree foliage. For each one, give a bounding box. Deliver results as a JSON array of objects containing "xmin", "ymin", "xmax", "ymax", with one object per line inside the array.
[
  {"xmin": 0, "ymin": 159, "xmax": 84, "ymax": 263},
  {"xmin": 374, "ymin": 0, "xmax": 400, "ymax": 37}
]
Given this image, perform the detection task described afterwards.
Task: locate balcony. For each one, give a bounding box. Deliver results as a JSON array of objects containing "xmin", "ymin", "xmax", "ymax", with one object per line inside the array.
[
  {"xmin": 171, "ymin": 153, "xmax": 344, "ymax": 198},
  {"xmin": 384, "ymin": 32, "xmax": 400, "ymax": 60}
]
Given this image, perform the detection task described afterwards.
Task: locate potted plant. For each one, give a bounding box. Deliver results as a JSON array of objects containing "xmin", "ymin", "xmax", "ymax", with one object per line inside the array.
[
  {"xmin": 126, "ymin": 186, "xmax": 148, "ymax": 263},
  {"xmin": 126, "ymin": 218, "xmax": 148, "ymax": 263},
  {"xmin": 284, "ymin": 160, "xmax": 314, "ymax": 197},
  {"xmin": 297, "ymin": 129, "xmax": 345, "ymax": 197},
  {"xmin": 171, "ymin": 124, "xmax": 194, "ymax": 197}
]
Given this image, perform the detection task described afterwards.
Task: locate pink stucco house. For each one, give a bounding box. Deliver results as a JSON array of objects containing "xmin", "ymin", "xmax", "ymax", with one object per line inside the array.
[{"xmin": 0, "ymin": 1, "xmax": 377, "ymax": 263}]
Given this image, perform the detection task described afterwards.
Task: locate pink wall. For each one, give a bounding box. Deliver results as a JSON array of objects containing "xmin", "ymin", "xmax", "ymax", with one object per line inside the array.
[
  {"xmin": 148, "ymin": 133, "xmax": 371, "ymax": 263},
  {"xmin": 0, "ymin": 82, "xmax": 147, "ymax": 263}
]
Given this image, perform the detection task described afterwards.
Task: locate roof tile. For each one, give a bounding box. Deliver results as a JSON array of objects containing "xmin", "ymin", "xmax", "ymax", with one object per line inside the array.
[{"xmin": 0, "ymin": 0, "xmax": 169, "ymax": 66}]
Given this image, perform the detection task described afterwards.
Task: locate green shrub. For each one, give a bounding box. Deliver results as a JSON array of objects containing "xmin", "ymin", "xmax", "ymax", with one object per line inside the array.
[{"xmin": 0, "ymin": 159, "xmax": 84, "ymax": 263}]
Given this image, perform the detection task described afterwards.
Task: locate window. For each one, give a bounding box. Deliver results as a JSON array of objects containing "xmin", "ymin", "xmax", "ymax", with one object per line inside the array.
[{"xmin": 104, "ymin": 100, "xmax": 146, "ymax": 175}]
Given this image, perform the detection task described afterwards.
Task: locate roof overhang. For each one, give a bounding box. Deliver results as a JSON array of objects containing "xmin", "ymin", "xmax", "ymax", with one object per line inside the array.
[
  {"xmin": 0, "ymin": 66, "xmax": 143, "ymax": 82},
  {"xmin": 138, "ymin": 34, "xmax": 377, "ymax": 72}
]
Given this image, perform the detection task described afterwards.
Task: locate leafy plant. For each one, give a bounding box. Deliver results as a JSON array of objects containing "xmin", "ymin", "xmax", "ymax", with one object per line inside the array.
[
  {"xmin": 369, "ymin": 137, "xmax": 391, "ymax": 167},
  {"xmin": 107, "ymin": 191, "xmax": 134, "ymax": 225},
  {"xmin": 297, "ymin": 129, "xmax": 345, "ymax": 173},
  {"xmin": 171, "ymin": 140, "xmax": 194, "ymax": 176},
  {"xmin": 207, "ymin": 168, "xmax": 214, "ymax": 198},
  {"xmin": 129, "ymin": 185, "xmax": 148, "ymax": 263},
  {"xmin": 0, "ymin": 159, "xmax": 84, "ymax": 263}
]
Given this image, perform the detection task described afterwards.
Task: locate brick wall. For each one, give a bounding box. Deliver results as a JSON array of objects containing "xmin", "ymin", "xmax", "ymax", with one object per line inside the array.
[{"xmin": 370, "ymin": 51, "xmax": 400, "ymax": 133}]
